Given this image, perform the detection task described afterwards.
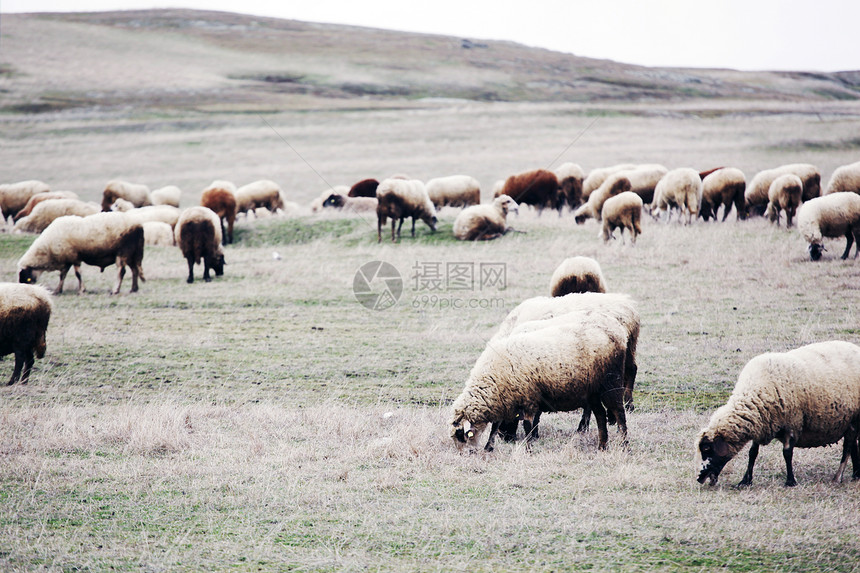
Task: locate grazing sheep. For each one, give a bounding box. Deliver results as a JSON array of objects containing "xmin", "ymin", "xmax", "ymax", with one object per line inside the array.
[
  {"xmin": 699, "ymin": 167, "xmax": 746, "ymax": 222},
  {"xmin": 453, "ymin": 195, "xmax": 518, "ymax": 241},
  {"xmin": 548, "ymin": 256, "xmax": 607, "ymax": 297},
  {"xmin": 235, "ymin": 180, "xmax": 285, "ymax": 217},
  {"xmin": 322, "ymin": 191, "xmax": 378, "ymax": 213},
  {"xmin": 745, "ymin": 164, "xmax": 820, "ymax": 216},
  {"xmin": 651, "ymin": 167, "xmax": 702, "ymax": 224},
  {"xmin": 150, "ymin": 185, "xmax": 182, "ymax": 207},
  {"xmin": 18, "ymin": 212, "xmax": 145, "ymax": 295},
  {"xmin": 348, "ymin": 178, "xmax": 379, "ymax": 198},
  {"xmin": 143, "ymin": 221, "xmax": 176, "ymax": 247},
  {"xmin": 101, "ymin": 180, "xmax": 151, "ymax": 212},
  {"xmin": 13, "ymin": 191, "xmax": 79, "ymax": 222},
  {"xmin": 0, "ymin": 180, "xmax": 50, "ymax": 221},
  {"xmin": 582, "ymin": 164, "xmax": 637, "ymax": 201},
  {"xmin": 620, "ymin": 164, "xmax": 669, "ymax": 205},
  {"xmin": 425, "ymin": 175, "xmax": 481, "ymax": 209},
  {"xmin": 200, "ymin": 181, "xmax": 237, "ymax": 245},
  {"xmin": 601, "ymin": 191, "xmax": 643, "ymax": 244},
  {"xmin": 495, "ymin": 169, "xmax": 560, "ymax": 214},
  {"xmin": 12, "ymin": 199, "xmax": 100, "ymax": 234},
  {"xmin": 376, "ymin": 178, "xmax": 437, "ymax": 243},
  {"xmin": 797, "ymin": 192, "xmax": 860, "ymax": 260},
  {"xmin": 121, "ymin": 205, "xmax": 181, "ymax": 229},
  {"xmin": 175, "ymin": 206, "xmax": 225, "ymax": 284},
  {"xmin": 451, "ymin": 302, "xmax": 635, "ymax": 452},
  {"xmin": 765, "ymin": 174, "xmax": 803, "ymax": 227},
  {"xmin": 554, "ymin": 162, "xmax": 585, "ymax": 210},
  {"xmin": 0, "ymin": 283, "xmax": 52, "ymax": 385},
  {"xmin": 573, "ymin": 174, "xmax": 632, "ymax": 224},
  {"xmin": 697, "ymin": 340, "xmax": 860, "ymax": 487},
  {"xmin": 824, "ymin": 161, "xmax": 860, "ymax": 195}
]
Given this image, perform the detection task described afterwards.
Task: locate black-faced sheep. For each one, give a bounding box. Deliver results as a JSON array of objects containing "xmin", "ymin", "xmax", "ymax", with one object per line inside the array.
[
  {"xmin": 797, "ymin": 192, "xmax": 860, "ymax": 260},
  {"xmin": 548, "ymin": 256, "xmax": 607, "ymax": 297},
  {"xmin": 745, "ymin": 164, "xmax": 820, "ymax": 216},
  {"xmin": 601, "ymin": 191, "xmax": 643, "ymax": 244},
  {"xmin": 554, "ymin": 162, "xmax": 585, "ymax": 210},
  {"xmin": 101, "ymin": 180, "xmax": 152, "ymax": 212},
  {"xmin": 200, "ymin": 181, "xmax": 237, "ymax": 245},
  {"xmin": 150, "ymin": 185, "xmax": 182, "ymax": 207},
  {"xmin": 651, "ymin": 167, "xmax": 702, "ymax": 224},
  {"xmin": 235, "ymin": 180, "xmax": 285, "ymax": 218},
  {"xmin": 18, "ymin": 212, "xmax": 145, "ymax": 295},
  {"xmin": 310, "ymin": 185, "xmax": 350, "ymax": 212},
  {"xmin": 12, "ymin": 199, "xmax": 100, "ymax": 234},
  {"xmin": 582, "ymin": 164, "xmax": 637, "ymax": 201},
  {"xmin": 347, "ymin": 178, "xmax": 379, "ymax": 198},
  {"xmin": 495, "ymin": 169, "xmax": 560, "ymax": 214},
  {"xmin": 824, "ymin": 161, "xmax": 860, "ymax": 195},
  {"xmin": 0, "ymin": 180, "xmax": 50, "ymax": 221},
  {"xmin": 452, "ymin": 195, "xmax": 518, "ymax": 241},
  {"xmin": 426, "ymin": 175, "xmax": 481, "ymax": 209},
  {"xmin": 13, "ymin": 191, "xmax": 79, "ymax": 222},
  {"xmin": 699, "ymin": 167, "xmax": 746, "ymax": 222},
  {"xmin": 322, "ymin": 191, "xmax": 378, "ymax": 213},
  {"xmin": 765, "ymin": 174, "xmax": 803, "ymax": 228},
  {"xmin": 175, "ymin": 206, "xmax": 225, "ymax": 284},
  {"xmin": 697, "ymin": 340, "xmax": 860, "ymax": 487},
  {"xmin": 573, "ymin": 174, "xmax": 632, "ymax": 224},
  {"xmin": 0, "ymin": 283, "xmax": 52, "ymax": 385},
  {"xmin": 376, "ymin": 178, "xmax": 437, "ymax": 243}
]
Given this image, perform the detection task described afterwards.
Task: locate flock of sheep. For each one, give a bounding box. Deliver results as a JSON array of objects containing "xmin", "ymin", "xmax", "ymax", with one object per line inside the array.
[{"xmin": 2, "ymin": 157, "xmax": 860, "ymax": 488}]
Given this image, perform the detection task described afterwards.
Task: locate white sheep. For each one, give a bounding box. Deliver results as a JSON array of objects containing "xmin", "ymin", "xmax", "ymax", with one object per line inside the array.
[
  {"xmin": 0, "ymin": 180, "xmax": 50, "ymax": 221},
  {"xmin": 697, "ymin": 340, "xmax": 860, "ymax": 487},
  {"xmin": 453, "ymin": 195, "xmax": 518, "ymax": 241},
  {"xmin": 548, "ymin": 256, "xmax": 607, "ymax": 297},
  {"xmin": 235, "ymin": 180, "xmax": 285, "ymax": 217},
  {"xmin": 651, "ymin": 167, "xmax": 702, "ymax": 224},
  {"xmin": 376, "ymin": 178, "xmax": 437, "ymax": 243},
  {"xmin": 601, "ymin": 191, "xmax": 643, "ymax": 244},
  {"xmin": 745, "ymin": 164, "xmax": 820, "ymax": 216},
  {"xmin": 13, "ymin": 190, "xmax": 78, "ymax": 222},
  {"xmin": 765, "ymin": 173, "xmax": 803, "ymax": 227},
  {"xmin": 13, "ymin": 199, "xmax": 100, "ymax": 234},
  {"xmin": 17, "ymin": 212, "xmax": 145, "ymax": 295},
  {"xmin": 0, "ymin": 282, "xmax": 52, "ymax": 385},
  {"xmin": 150, "ymin": 185, "xmax": 182, "ymax": 207},
  {"xmin": 101, "ymin": 180, "xmax": 152, "ymax": 212},
  {"xmin": 321, "ymin": 191, "xmax": 378, "ymax": 214},
  {"xmin": 554, "ymin": 162, "xmax": 585, "ymax": 210},
  {"xmin": 143, "ymin": 221, "xmax": 176, "ymax": 247},
  {"xmin": 622, "ymin": 164, "xmax": 669, "ymax": 205},
  {"xmin": 175, "ymin": 206, "xmax": 224, "ymax": 283},
  {"xmin": 699, "ymin": 167, "xmax": 746, "ymax": 221},
  {"xmin": 797, "ymin": 192, "xmax": 860, "ymax": 260},
  {"xmin": 425, "ymin": 175, "xmax": 481, "ymax": 208},
  {"xmin": 824, "ymin": 161, "xmax": 860, "ymax": 195},
  {"xmin": 121, "ymin": 205, "xmax": 181, "ymax": 229},
  {"xmin": 582, "ymin": 164, "xmax": 637, "ymax": 201},
  {"xmin": 310, "ymin": 185, "xmax": 350, "ymax": 212},
  {"xmin": 573, "ymin": 174, "xmax": 631, "ymax": 224}
]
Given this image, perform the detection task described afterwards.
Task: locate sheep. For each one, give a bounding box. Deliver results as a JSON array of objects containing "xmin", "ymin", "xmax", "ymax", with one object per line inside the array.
[
  {"xmin": 697, "ymin": 340, "xmax": 860, "ymax": 487},
  {"xmin": 310, "ymin": 185, "xmax": 350, "ymax": 212},
  {"xmin": 699, "ymin": 167, "xmax": 746, "ymax": 222},
  {"xmin": 582, "ymin": 164, "xmax": 637, "ymax": 201},
  {"xmin": 621, "ymin": 164, "xmax": 668, "ymax": 205},
  {"xmin": 12, "ymin": 199, "xmax": 100, "ymax": 234},
  {"xmin": 797, "ymin": 192, "xmax": 860, "ymax": 260},
  {"xmin": 200, "ymin": 181, "xmax": 237, "ymax": 245},
  {"xmin": 450, "ymin": 302, "xmax": 634, "ymax": 452},
  {"xmin": 0, "ymin": 180, "xmax": 50, "ymax": 221},
  {"xmin": 13, "ymin": 191, "xmax": 79, "ymax": 222},
  {"xmin": 18, "ymin": 212, "xmax": 145, "ymax": 295},
  {"xmin": 121, "ymin": 205, "xmax": 181, "ymax": 229},
  {"xmin": 425, "ymin": 175, "xmax": 481, "ymax": 209},
  {"xmin": 150, "ymin": 185, "xmax": 182, "ymax": 207},
  {"xmin": 601, "ymin": 192, "xmax": 643, "ymax": 244},
  {"xmin": 101, "ymin": 180, "xmax": 151, "ymax": 212},
  {"xmin": 376, "ymin": 178, "xmax": 437, "ymax": 243},
  {"xmin": 651, "ymin": 167, "xmax": 702, "ymax": 224},
  {"xmin": 175, "ymin": 206, "xmax": 225, "ymax": 284},
  {"xmin": 554, "ymin": 162, "xmax": 585, "ymax": 210},
  {"xmin": 235, "ymin": 180, "xmax": 285, "ymax": 217},
  {"xmin": 0, "ymin": 283, "xmax": 52, "ymax": 385},
  {"xmin": 745, "ymin": 164, "xmax": 820, "ymax": 216},
  {"xmin": 453, "ymin": 196, "xmax": 518, "ymax": 241},
  {"xmin": 143, "ymin": 221, "xmax": 176, "ymax": 247},
  {"xmin": 765, "ymin": 174, "xmax": 803, "ymax": 227},
  {"xmin": 322, "ymin": 191, "xmax": 378, "ymax": 213},
  {"xmin": 347, "ymin": 178, "xmax": 379, "ymax": 198},
  {"xmin": 573, "ymin": 174, "xmax": 632, "ymax": 224},
  {"xmin": 824, "ymin": 161, "xmax": 860, "ymax": 195},
  {"xmin": 495, "ymin": 169, "xmax": 560, "ymax": 214},
  {"xmin": 548, "ymin": 256, "xmax": 607, "ymax": 297}
]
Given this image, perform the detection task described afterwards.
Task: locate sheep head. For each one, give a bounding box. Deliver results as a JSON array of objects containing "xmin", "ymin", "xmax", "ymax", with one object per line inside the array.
[
  {"xmin": 18, "ymin": 267, "xmax": 42, "ymax": 285},
  {"xmin": 808, "ymin": 242, "xmax": 825, "ymax": 261},
  {"xmin": 697, "ymin": 434, "xmax": 734, "ymax": 485},
  {"xmin": 450, "ymin": 417, "xmax": 487, "ymax": 450}
]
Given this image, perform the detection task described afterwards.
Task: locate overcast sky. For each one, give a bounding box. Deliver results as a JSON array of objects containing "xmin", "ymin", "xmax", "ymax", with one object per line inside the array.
[{"xmin": 3, "ymin": 0, "xmax": 859, "ymax": 72}]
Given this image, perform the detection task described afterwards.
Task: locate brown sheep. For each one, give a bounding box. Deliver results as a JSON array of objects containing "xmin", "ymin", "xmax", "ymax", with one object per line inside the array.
[
  {"xmin": 699, "ymin": 168, "xmax": 746, "ymax": 222},
  {"xmin": 347, "ymin": 178, "xmax": 379, "ymax": 198},
  {"xmin": 495, "ymin": 169, "xmax": 560, "ymax": 214},
  {"xmin": 0, "ymin": 283, "xmax": 52, "ymax": 385},
  {"xmin": 175, "ymin": 207, "xmax": 225, "ymax": 284},
  {"xmin": 200, "ymin": 181, "xmax": 237, "ymax": 245}
]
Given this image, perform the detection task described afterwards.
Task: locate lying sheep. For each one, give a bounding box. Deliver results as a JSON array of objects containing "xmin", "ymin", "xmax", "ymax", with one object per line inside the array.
[
  {"xmin": 426, "ymin": 175, "xmax": 481, "ymax": 209},
  {"xmin": 235, "ymin": 180, "xmax": 285, "ymax": 218},
  {"xmin": 143, "ymin": 221, "xmax": 176, "ymax": 247},
  {"xmin": 13, "ymin": 199, "xmax": 100, "ymax": 234},
  {"xmin": 376, "ymin": 178, "xmax": 437, "ymax": 243},
  {"xmin": 452, "ymin": 195, "xmax": 518, "ymax": 241},
  {"xmin": 101, "ymin": 180, "xmax": 151, "ymax": 212},
  {"xmin": 322, "ymin": 191, "xmax": 378, "ymax": 213},
  {"xmin": 699, "ymin": 167, "xmax": 746, "ymax": 221},
  {"xmin": 495, "ymin": 169, "xmax": 560, "ymax": 214},
  {"xmin": 200, "ymin": 181, "xmax": 237, "ymax": 245},
  {"xmin": 0, "ymin": 283, "xmax": 52, "ymax": 385},
  {"xmin": 150, "ymin": 185, "xmax": 182, "ymax": 207},
  {"xmin": 18, "ymin": 212, "xmax": 145, "ymax": 295},
  {"xmin": 582, "ymin": 164, "xmax": 637, "ymax": 201},
  {"xmin": 745, "ymin": 164, "xmax": 820, "ymax": 216},
  {"xmin": 573, "ymin": 174, "xmax": 631, "ymax": 224},
  {"xmin": 601, "ymin": 191, "xmax": 643, "ymax": 244},
  {"xmin": 651, "ymin": 168, "xmax": 702, "ymax": 224},
  {"xmin": 310, "ymin": 185, "xmax": 350, "ymax": 212},
  {"xmin": 697, "ymin": 340, "xmax": 860, "ymax": 487},
  {"xmin": 797, "ymin": 192, "xmax": 860, "ymax": 260},
  {"xmin": 0, "ymin": 180, "xmax": 50, "ymax": 221},
  {"xmin": 554, "ymin": 162, "xmax": 585, "ymax": 210},
  {"xmin": 765, "ymin": 174, "xmax": 803, "ymax": 227},
  {"xmin": 347, "ymin": 178, "xmax": 379, "ymax": 198},
  {"xmin": 13, "ymin": 191, "xmax": 79, "ymax": 222},
  {"xmin": 451, "ymin": 302, "xmax": 635, "ymax": 452},
  {"xmin": 548, "ymin": 256, "xmax": 607, "ymax": 297},
  {"xmin": 175, "ymin": 206, "xmax": 225, "ymax": 283},
  {"xmin": 824, "ymin": 161, "xmax": 860, "ymax": 195}
]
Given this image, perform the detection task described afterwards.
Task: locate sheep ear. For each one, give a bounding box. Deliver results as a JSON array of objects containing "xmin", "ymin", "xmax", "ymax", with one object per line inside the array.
[{"xmin": 713, "ymin": 436, "xmax": 730, "ymax": 457}]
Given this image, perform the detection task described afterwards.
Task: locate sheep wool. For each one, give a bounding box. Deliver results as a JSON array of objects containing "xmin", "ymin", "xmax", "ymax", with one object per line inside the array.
[
  {"xmin": 425, "ymin": 175, "xmax": 481, "ymax": 209},
  {"xmin": 322, "ymin": 191, "xmax": 378, "ymax": 213},
  {"xmin": 0, "ymin": 282, "xmax": 52, "ymax": 385},
  {"xmin": 700, "ymin": 167, "xmax": 746, "ymax": 221},
  {"xmin": 601, "ymin": 191, "xmax": 643, "ymax": 244},
  {"xmin": 574, "ymin": 174, "xmax": 632, "ymax": 224},
  {"xmin": 453, "ymin": 195, "xmax": 518, "ymax": 241},
  {"xmin": 0, "ymin": 180, "xmax": 51, "ymax": 220},
  {"xmin": 235, "ymin": 180, "xmax": 285, "ymax": 216},
  {"xmin": 347, "ymin": 178, "xmax": 379, "ymax": 198},
  {"xmin": 651, "ymin": 167, "xmax": 702, "ymax": 224},
  {"xmin": 496, "ymin": 169, "xmax": 560, "ymax": 214},
  {"xmin": 745, "ymin": 163, "xmax": 820, "ymax": 214},
  {"xmin": 200, "ymin": 181, "xmax": 237, "ymax": 245},
  {"xmin": 13, "ymin": 191, "xmax": 78, "ymax": 222},
  {"xmin": 150, "ymin": 185, "xmax": 182, "ymax": 207},
  {"xmin": 376, "ymin": 178, "xmax": 437, "ymax": 243},
  {"xmin": 175, "ymin": 206, "xmax": 225, "ymax": 284},
  {"xmin": 554, "ymin": 162, "xmax": 585, "ymax": 210},
  {"xmin": 582, "ymin": 164, "xmax": 637, "ymax": 201},
  {"xmin": 101, "ymin": 180, "xmax": 151, "ymax": 212},
  {"xmin": 549, "ymin": 256, "xmax": 607, "ymax": 297},
  {"xmin": 765, "ymin": 173, "xmax": 803, "ymax": 227},
  {"xmin": 797, "ymin": 192, "xmax": 860, "ymax": 260},
  {"xmin": 824, "ymin": 161, "xmax": 860, "ymax": 195},
  {"xmin": 13, "ymin": 199, "xmax": 100, "ymax": 234}
]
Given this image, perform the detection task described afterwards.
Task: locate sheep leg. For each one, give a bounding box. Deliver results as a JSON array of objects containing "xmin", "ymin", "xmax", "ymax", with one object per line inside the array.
[
  {"xmin": 498, "ymin": 420, "xmax": 518, "ymax": 442},
  {"xmin": 410, "ymin": 217, "xmax": 416, "ymax": 237},
  {"xmin": 589, "ymin": 397, "xmax": 609, "ymax": 450},
  {"xmin": 185, "ymin": 257, "xmax": 195, "ymax": 284},
  {"xmin": 783, "ymin": 434, "xmax": 798, "ymax": 487},
  {"xmin": 834, "ymin": 432, "xmax": 855, "ymax": 483},
  {"xmin": 391, "ymin": 219, "xmax": 398, "ymax": 243},
  {"xmin": 840, "ymin": 232, "xmax": 855, "ymax": 260},
  {"xmin": 523, "ymin": 410, "xmax": 541, "ymax": 442},
  {"xmin": 738, "ymin": 442, "xmax": 759, "ymax": 487},
  {"xmin": 484, "ymin": 422, "xmax": 500, "ymax": 452},
  {"xmin": 112, "ymin": 263, "xmax": 126, "ymax": 295},
  {"xmin": 203, "ymin": 259, "xmax": 212, "ymax": 282},
  {"xmin": 129, "ymin": 264, "xmax": 141, "ymax": 293},
  {"xmin": 851, "ymin": 429, "xmax": 860, "ymax": 480},
  {"xmin": 576, "ymin": 407, "xmax": 591, "ymax": 432},
  {"xmin": 73, "ymin": 264, "xmax": 84, "ymax": 293},
  {"xmin": 54, "ymin": 265, "xmax": 71, "ymax": 294}
]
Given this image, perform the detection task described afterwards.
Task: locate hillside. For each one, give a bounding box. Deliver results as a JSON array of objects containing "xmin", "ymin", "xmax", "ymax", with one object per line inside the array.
[{"xmin": 2, "ymin": 9, "xmax": 860, "ymax": 114}]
